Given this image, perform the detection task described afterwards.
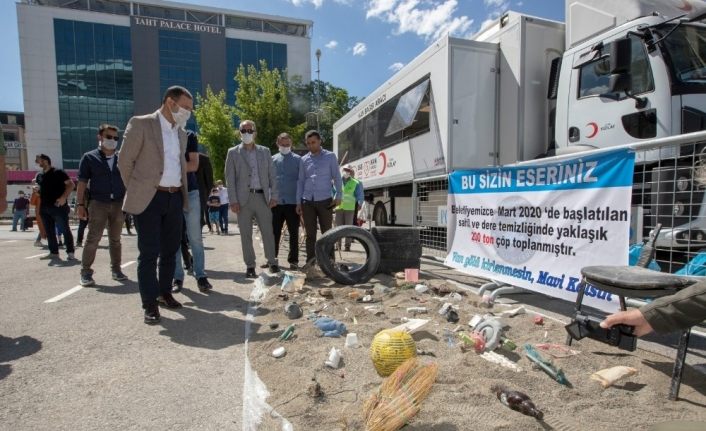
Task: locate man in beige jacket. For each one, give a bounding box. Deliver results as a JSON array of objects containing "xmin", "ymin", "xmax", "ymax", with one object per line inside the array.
[{"xmin": 119, "ymin": 86, "xmax": 191, "ymax": 324}]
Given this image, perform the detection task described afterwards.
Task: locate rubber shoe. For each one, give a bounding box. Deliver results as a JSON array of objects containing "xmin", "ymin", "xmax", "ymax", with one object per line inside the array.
[
  {"xmin": 245, "ymin": 268, "xmax": 257, "ymax": 278},
  {"xmin": 80, "ymin": 273, "xmax": 95, "ymax": 287},
  {"xmin": 112, "ymin": 270, "xmax": 128, "ymax": 281},
  {"xmin": 144, "ymin": 305, "xmax": 161, "ymax": 324}
]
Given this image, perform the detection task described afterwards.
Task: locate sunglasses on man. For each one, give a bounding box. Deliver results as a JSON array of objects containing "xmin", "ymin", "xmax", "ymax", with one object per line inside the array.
[{"xmin": 240, "ymin": 129, "xmax": 255, "ymax": 134}]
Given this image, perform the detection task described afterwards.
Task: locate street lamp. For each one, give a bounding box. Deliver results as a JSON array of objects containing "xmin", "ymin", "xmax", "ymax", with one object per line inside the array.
[{"xmin": 315, "ymin": 48, "xmax": 322, "ymax": 110}]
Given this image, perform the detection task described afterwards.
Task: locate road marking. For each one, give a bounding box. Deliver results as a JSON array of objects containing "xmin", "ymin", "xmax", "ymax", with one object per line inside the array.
[
  {"xmin": 1, "ymin": 240, "xmax": 18, "ymax": 244},
  {"xmin": 44, "ymin": 285, "xmax": 83, "ymax": 303},
  {"xmin": 25, "ymin": 253, "xmax": 47, "ymax": 259},
  {"xmin": 121, "ymin": 261, "xmax": 136, "ymax": 268}
]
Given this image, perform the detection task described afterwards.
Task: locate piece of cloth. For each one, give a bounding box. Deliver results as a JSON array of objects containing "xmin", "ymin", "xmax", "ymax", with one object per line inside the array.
[
  {"xmin": 81, "ymin": 200, "xmax": 124, "ymax": 274},
  {"xmin": 335, "ymin": 210, "xmax": 355, "ymax": 247},
  {"xmin": 174, "ymin": 189, "xmax": 206, "ymax": 280},
  {"xmin": 272, "ymin": 151, "xmax": 301, "ymax": 205},
  {"xmin": 302, "ymin": 198, "xmax": 334, "ymax": 261},
  {"xmin": 118, "ymin": 110, "xmax": 188, "ymax": 214},
  {"xmin": 244, "ymin": 145, "xmax": 262, "ymax": 190},
  {"xmin": 40, "ymin": 204, "xmax": 75, "ymax": 255},
  {"xmin": 185, "ymin": 132, "xmax": 199, "ymax": 192},
  {"xmin": 157, "ymin": 111, "xmax": 182, "ymax": 187},
  {"xmin": 640, "ymin": 280, "xmax": 706, "ymax": 333},
  {"xmin": 272, "ymin": 204, "xmax": 300, "ymax": 265},
  {"xmin": 224, "ymin": 143, "xmax": 278, "ymax": 206},
  {"xmin": 133, "ymin": 190, "xmax": 183, "ymax": 307},
  {"xmin": 78, "ymin": 148, "xmax": 125, "ymax": 203},
  {"xmin": 237, "ymin": 193, "xmax": 278, "ymax": 268},
  {"xmin": 39, "ymin": 168, "xmax": 70, "ymax": 205},
  {"xmin": 314, "ymin": 317, "xmax": 347, "ymax": 337},
  {"xmin": 296, "ymin": 149, "xmax": 342, "ymax": 203}
]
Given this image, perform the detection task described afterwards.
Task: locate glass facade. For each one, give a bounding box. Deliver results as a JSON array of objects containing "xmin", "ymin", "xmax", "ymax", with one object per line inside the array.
[
  {"xmin": 226, "ymin": 38, "xmax": 287, "ymax": 105},
  {"xmin": 54, "ymin": 18, "xmax": 133, "ymax": 168},
  {"xmin": 159, "ymin": 29, "xmax": 201, "ymax": 130}
]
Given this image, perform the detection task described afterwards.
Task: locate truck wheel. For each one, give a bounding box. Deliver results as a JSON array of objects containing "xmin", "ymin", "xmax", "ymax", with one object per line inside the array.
[
  {"xmin": 373, "ymin": 202, "xmax": 388, "ymax": 226},
  {"xmin": 315, "ymin": 226, "xmax": 381, "ymax": 285}
]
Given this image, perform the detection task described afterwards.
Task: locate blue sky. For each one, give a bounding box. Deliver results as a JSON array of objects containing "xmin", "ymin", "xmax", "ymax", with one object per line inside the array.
[{"xmin": 0, "ymin": 0, "xmax": 565, "ymax": 112}]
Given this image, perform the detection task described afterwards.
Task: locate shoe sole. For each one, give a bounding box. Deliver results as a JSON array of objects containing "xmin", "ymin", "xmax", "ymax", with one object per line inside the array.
[
  {"xmin": 113, "ymin": 277, "xmax": 128, "ymax": 281},
  {"xmin": 157, "ymin": 302, "xmax": 183, "ymax": 309},
  {"xmin": 144, "ymin": 318, "xmax": 161, "ymax": 324},
  {"xmin": 80, "ymin": 281, "xmax": 96, "ymax": 287}
]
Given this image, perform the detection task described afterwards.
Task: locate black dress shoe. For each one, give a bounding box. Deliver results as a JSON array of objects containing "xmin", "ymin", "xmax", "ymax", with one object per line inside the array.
[
  {"xmin": 172, "ymin": 279, "xmax": 183, "ymax": 294},
  {"xmin": 157, "ymin": 293, "xmax": 183, "ymax": 309},
  {"xmin": 144, "ymin": 304, "xmax": 161, "ymax": 324},
  {"xmin": 260, "ymin": 263, "xmax": 269, "ymax": 269},
  {"xmin": 197, "ymin": 277, "xmax": 213, "ymax": 292},
  {"xmin": 269, "ymin": 265, "xmax": 281, "ymax": 274},
  {"xmin": 245, "ymin": 267, "xmax": 257, "ymax": 278}
]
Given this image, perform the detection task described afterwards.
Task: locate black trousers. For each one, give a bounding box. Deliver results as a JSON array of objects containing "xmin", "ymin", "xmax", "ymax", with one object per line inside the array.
[
  {"xmin": 40, "ymin": 204, "xmax": 75, "ymax": 255},
  {"xmin": 272, "ymin": 204, "xmax": 300, "ymax": 265},
  {"xmin": 302, "ymin": 198, "xmax": 333, "ymax": 262},
  {"xmin": 134, "ymin": 191, "xmax": 183, "ymax": 308}
]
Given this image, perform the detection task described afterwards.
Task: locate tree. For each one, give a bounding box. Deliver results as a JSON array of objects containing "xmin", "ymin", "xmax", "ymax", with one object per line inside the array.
[
  {"xmin": 233, "ymin": 60, "xmax": 290, "ymax": 153},
  {"xmin": 193, "ymin": 86, "xmax": 235, "ymax": 182}
]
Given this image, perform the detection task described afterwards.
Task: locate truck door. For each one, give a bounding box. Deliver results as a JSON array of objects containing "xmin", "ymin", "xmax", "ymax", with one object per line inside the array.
[{"xmin": 566, "ymin": 35, "xmax": 670, "ymax": 149}]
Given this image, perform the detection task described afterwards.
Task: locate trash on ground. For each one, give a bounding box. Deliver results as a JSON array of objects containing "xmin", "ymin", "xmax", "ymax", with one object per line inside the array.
[
  {"xmin": 307, "ymin": 379, "xmax": 323, "ymax": 398},
  {"xmin": 314, "ymin": 317, "xmax": 347, "ymax": 337},
  {"xmin": 438, "ymin": 302, "xmax": 453, "ymax": 315},
  {"xmin": 280, "ymin": 271, "xmax": 306, "ymax": 293},
  {"xmin": 284, "ymin": 302, "xmax": 303, "ymax": 319},
  {"xmin": 365, "ymin": 305, "xmax": 385, "ymax": 315},
  {"xmin": 469, "ymin": 314, "xmax": 483, "ymax": 328},
  {"xmin": 278, "ymin": 324, "xmax": 295, "ymax": 341},
  {"xmin": 524, "ymin": 344, "xmax": 570, "ymax": 386},
  {"xmin": 394, "ymin": 272, "xmax": 405, "ymax": 280},
  {"xmin": 404, "ymin": 268, "xmax": 419, "ymax": 282},
  {"xmin": 272, "ymin": 347, "xmax": 286, "ymax": 358},
  {"xmin": 348, "ymin": 291, "xmax": 361, "ymax": 300},
  {"xmin": 407, "ymin": 306, "xmax": 428, "ymax": 315},
  {"xmin": 370, "ymin": 329, "xmax": 417, "ymax": 377},
  {"xmin": 591, "ymin": 365, "xmax": 638, "ymax": 388},
  {"xmin": 390, "ymin": 318, "xmax": 429, "ymax": 334},
  {"xmin": 498, "ymin": 306, "xmax": 526, "ymax": 318},
  {"xmin": 325, "ymin": 347, "xmax": 343, "ymax": 368},
  {"xmin": 480, "ymin": 295, "xmax": 494, "ymax": 308},
  {"xmin": 345, "ymin": 332, "xmax": 361, "ymax": 348},
  {"xmin": 414, "ymin": 284, "xmax": 429, "ymax": 294},
  {"xmin": 458, "ymin": 331, "xmax": 486, "ymax": 353},
  {"xmin": 250, "ymin": 276, "xmax": 270, "ymax": 302},
  {"xmin": 446, "ymin": 309, "xmax": 459, "ymax": 323},
  {"xmin": 491, "ymin": 384, "xmax": 544, "ymax": 420},
  {"xmin": 474, "ymin": 316, "xmax": 504, "ymax": 351},
  {"xmin": 536, "ymin": 343, "xmax": 580, "ymax": 358},
  {"xmin": 533, "ymin": 315, "xmax": 544, "ymax": 325},
  {"xmin": 447, "ymin": 292, "xmax": 463, "ymax": 301},
  {"xmin": 360, "ymin": 294, "xmax": 374, "ymax": 303},
  {"xmin": 480, "ymin": 351, "xmax": 522, "ymax": 372},
  {"xmin": 318, "ymin": 288, "xmax": 333, "ymax": 298},
  {"xmin": 362, "ymin": 357, "xmax": 438, "ymax": 431},
  {"xmin": 276, "ymin": 293, "xmax": 289, "ymax": 301},
  {"xmin": 269, "ymin": 323, "xmax": 280, "ymax": 330}
]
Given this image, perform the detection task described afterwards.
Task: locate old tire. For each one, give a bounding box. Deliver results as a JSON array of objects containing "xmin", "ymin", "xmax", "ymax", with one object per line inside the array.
[
  {"xmin": 373, "ymin": 202, "xmax": 388, "ymax": 226},
  {"xmin": 315, "ymin": 226, "xmax": 381, "ymax": 285}
]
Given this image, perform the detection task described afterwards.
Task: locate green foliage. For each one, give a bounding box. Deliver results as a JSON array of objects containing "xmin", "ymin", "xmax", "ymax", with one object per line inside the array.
[
  {"xmin": 193, "ymin": 86, "xmax": 235, "ymax": 182},
  {"xmin": 233, "ymin": 60, "xmax": 291, "ymax": 153}
]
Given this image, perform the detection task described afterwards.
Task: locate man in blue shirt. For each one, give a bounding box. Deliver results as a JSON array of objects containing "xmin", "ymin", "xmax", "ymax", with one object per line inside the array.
[
  {"xmin": 271, "ymin": 133, "xmax": 301, "ymax": 269},
  {"xmin": 76, "ymin": 124, "xmax": 126, "ymax": 286},
  {"xmin": 296, "ymin": 130, "xmax": 342, "ymax": 264}
]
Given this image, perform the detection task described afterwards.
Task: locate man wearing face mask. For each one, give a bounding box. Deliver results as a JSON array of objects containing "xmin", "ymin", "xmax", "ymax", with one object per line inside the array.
[
  {"xmin": 225, "ymin": 120, "xmax": 280, "ymax": 278},
  {"xmin": 76, "ymin": 124, "xmax": 127, "ymax": 287},
  {"xmin": 335, "ymin": 165, "xmax": 364, "ymax": 251},
  {"xmin": 270, "ymin": 132, "xmax": 301, "ymax": 270},
  {"xmin": 119, "ymin": 86, "xmax": 192, "ymax": 324}
]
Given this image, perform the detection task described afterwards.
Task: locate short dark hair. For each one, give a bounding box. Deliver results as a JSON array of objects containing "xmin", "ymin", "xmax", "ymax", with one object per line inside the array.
[
  {"xmin": 305, "ymin": 130, "xmax": 322, "ymax": 141},
  {"xmin": 38, "ymin": 154, "xmax": 51, "ymax": 164},
  {"xmin": 162, "ymin": 86, "xmax": 193, "ymax": 104},
  {"xmin": 98, "ymin": 123, "xmax": 119, "ymax": 136}
]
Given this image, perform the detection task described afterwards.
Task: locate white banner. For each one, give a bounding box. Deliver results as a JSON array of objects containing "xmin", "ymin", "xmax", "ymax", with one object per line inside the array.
[{"xmin": 445, "ymin": 149, "xmax": 636, "ymax": 312}]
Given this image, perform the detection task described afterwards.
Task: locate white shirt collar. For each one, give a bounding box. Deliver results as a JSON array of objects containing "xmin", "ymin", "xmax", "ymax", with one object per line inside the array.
[{"xmin": 157, "ymin": 111, "xmax": 177, "ymax": 131}]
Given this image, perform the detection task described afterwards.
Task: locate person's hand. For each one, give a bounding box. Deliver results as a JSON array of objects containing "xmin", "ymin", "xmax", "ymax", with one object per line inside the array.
[
  {"xmin": 230, "ymin": 203, "xmax": 240, "ymax": 214},
  {"xmin": 56, "ymin": 196, "xmax": 67, "ymax": 207},
  {"xmin": 77, "ymin": 206, "xmax": 88, "ymax": 220},
  {"xmin": 600, "ymin": 309, "xmax": 654, "ymax": 337},
  {"xmin": 296, "ymin": 204, "xmax": 302, "ymax": 215},
  {"xmin": 334, "ymin": 199, "xmax": 341, "ymax": 207},
  {"xmin": 269, "ymin": 199, "xmax": 277, "ymax": 209}
]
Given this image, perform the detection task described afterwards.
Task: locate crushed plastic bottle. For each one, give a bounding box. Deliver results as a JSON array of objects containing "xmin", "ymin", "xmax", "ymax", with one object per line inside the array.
[{"xmin": 490, "ymin": 384, "xmax": 544, "ymax": 420}]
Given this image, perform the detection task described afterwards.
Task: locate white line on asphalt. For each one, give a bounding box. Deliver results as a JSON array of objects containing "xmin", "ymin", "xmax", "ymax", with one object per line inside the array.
[
  {"xmin": 44, "ymin": 285, "xmax": 83, "ymax": 303},
  {"xmin": 121, "ymin": 261, "xmax": 136, "ymax": 268},
  {"xmin": 2, "ymin": 240, "xmax": 18, "ymax": 244},
  {"xmin": 25, "ymin": 253, "xmax": 47, "ymax": 259}
]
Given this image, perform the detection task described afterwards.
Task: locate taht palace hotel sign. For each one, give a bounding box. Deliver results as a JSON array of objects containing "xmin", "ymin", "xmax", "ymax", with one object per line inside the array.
[{"xmin": 132, "ymin": 16, "xmax": 223, "ymax": 35}]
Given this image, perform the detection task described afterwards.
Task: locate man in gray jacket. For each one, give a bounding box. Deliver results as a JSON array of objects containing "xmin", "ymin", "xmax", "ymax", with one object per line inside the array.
[
  {"xmin": 225, "ymin": 120, "xmax": 279, "ymax": 278},
  {"xmin": 601, "ymin": 281, "xmax": 706, "ymax": 335}
]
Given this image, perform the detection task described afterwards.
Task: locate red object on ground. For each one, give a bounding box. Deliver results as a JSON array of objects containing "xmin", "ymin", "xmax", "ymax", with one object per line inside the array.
[{"xmin": 533, "ymin": 315, "xmax": 544, "ymax": 325}]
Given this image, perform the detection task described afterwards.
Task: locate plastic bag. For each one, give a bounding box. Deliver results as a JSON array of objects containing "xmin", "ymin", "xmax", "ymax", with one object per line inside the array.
[
  {"xmin": 281, "ymin": 271, "xmax": 306, "ymax": 293},
  {"xmin": 357, "ymin": 201, "xmax": 370, "ymax": 222},
  {"xmin": 314, "ymin": 317, "xmax": 347, "ymax": 337}
]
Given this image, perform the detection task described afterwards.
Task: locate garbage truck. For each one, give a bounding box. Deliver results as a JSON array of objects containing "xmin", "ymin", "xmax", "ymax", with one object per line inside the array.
[{"xmin": 332, "ymin": 0, "xmax": 706, "ymax": 252}]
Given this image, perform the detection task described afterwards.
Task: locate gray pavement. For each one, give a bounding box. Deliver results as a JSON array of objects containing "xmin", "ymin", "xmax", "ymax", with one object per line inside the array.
[{"xmin": 0, "ymin": 225, "xmax": 268, "ymax": 431}]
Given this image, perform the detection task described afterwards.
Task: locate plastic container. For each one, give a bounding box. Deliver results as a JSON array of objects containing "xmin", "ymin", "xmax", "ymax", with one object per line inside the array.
[
  {"xmin": 406, "ymin": 307, "xmax": 428, "ymax": 314},
  {"xmin": 325, "ymin": 347, "xmax": 342, "ymax": 368},
  {"xmin": 404, "ymin": 268, "xmax": 419, "ymax": 282},
  {"xmin": 272, "ymin": 347, "xmax": 286, "ymax": 358},
  {"xmin": 345, "ymin": 333, "xmax": 360, "ymax": 348},
  {"xmin": 414, "ymin": 284, "xmax": 429, "ymax": 294}
]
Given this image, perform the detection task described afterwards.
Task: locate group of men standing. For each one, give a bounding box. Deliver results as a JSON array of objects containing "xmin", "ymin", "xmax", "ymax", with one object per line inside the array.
[{"xmin": 31, "ymin": 85, "xmax": 364, "ymax": 325}]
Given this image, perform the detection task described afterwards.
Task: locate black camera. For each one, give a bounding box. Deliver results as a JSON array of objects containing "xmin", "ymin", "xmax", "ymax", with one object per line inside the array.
[{"xmin": 565, "ymin": 312, "xmax": 637, "ymax": 351}]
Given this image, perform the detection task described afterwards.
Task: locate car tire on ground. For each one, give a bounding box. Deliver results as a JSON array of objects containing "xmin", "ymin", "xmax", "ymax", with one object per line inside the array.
[{"xmin": 315, "ymin": 225, "xmax": 381, "ymax": 285}]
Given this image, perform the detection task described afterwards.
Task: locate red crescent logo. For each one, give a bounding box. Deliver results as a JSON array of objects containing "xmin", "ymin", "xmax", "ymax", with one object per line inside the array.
[
  {"xmin": 378, "ymin": 152, "xmax": 387, "ymax": 175},
  {"xmin": 586, "ymin": 122, "xmax": 599, "ymax": 139},
  {"xmin": 677, "ymin": 0, "xmax": 693, "ymax": 12}
]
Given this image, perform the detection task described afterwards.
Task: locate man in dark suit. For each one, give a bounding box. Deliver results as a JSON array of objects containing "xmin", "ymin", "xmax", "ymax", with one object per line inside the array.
[
  {"xmin": 196, "ymin": 152, "xmax": 214, "ymax": 233},
  {"xmin": 119, "ymin": 86, "xmax": 192, "ymax": 324}
]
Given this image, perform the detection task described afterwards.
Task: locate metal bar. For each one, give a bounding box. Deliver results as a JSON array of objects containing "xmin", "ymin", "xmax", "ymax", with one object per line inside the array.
[{"xmin": 669, "ymin": 329, "xmax": 691, "ymax": 401}]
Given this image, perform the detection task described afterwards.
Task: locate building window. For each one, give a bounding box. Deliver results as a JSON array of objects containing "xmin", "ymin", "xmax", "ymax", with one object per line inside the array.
[
  {"xmin": 88, "ymin": 0, "xmax": 130, "ymax": 15},
  {"xmin": 159, "ymin": 30, "xmax": 201, "ymax": 130},
  {"xmin": 226, "ymin": 38, "xmax": 288, "ymax": 105},
  {"xmin": 54, "ymin": 19, "xmax": 134, "ymax": 169}
]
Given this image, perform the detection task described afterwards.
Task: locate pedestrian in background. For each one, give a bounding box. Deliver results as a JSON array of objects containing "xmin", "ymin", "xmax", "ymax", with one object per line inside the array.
[
  {"xmin": 119, "ymin": 85, "xmax": 191, "ymax": 324},
  {"xmin": 335, "ymin": 165, "xmax": 364, "ymax": 251},
  {"xmin": 36, "ymin": 154, "xmax": 76, "ymax": 262},
  {"xmin": 207, "ymin": 188, "xmax": 221, "ymax": 235},
  {"xmin": 215, "ymin": 180, "xmax": 229, "ymax": 235},
  {"xmin": 225, "ymin": 119, "xmax": 280, "ymax": 278},
  {"xmin": 296, "ymin": 130, "xmax": 342, "ymax": 264},
  {"xmin": 30, "ymin": 183, "xmax": 46, "ymax": 247},
  {"xmin": 270, "ymin": 132, "xmax": 301, "ymax": 270},
  {"xmin": 196, "ymin": 152, "xmax": 214, "ymax": 233},
  {"xmin": 11, "ymin": 190, "xmax": 29, "ymax": 232},
  {"xmin": 76, "ymin": 123, "xmax": 127, "ymax": 287}
]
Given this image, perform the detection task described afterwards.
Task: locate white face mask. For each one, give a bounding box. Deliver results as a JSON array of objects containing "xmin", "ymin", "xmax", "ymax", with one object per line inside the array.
[
  {"xmin": 241, "ymin": 133, "xmax": 254, "ymax": 145},
  {"xmin": 342, "ymin": 172, "xmax": 350, "ymax": 179},
  {"xmin": 172, "ymin": 106, "xmax": 191, "ymax": 129},
  {"xmin": 278, "ymin": 145, "xmax": 291, "ymax": 155},
  {"xmin": 101, "ymin": 138, "xmax": 118, "ymax": 151}
]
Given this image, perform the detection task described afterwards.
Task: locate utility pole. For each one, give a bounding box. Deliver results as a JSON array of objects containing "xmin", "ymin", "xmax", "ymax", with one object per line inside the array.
[{"xmin": 315, "ymin": 48, "xmax": 322, "ymax": 112}]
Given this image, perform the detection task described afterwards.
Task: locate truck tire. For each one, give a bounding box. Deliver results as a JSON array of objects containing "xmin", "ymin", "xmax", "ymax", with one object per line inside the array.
[
  {"xmin": 315, "ymin": 226, "xmax": 381, "ymax": 285},
  {"xmin": 373, "ymin": 202, "xmax": 388, "ymax": 226}
]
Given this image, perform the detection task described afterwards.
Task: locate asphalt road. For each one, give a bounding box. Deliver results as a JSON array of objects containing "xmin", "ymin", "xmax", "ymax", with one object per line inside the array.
[{"xmin": 0, "ymin": 225, "xmax": 264, "ymax": 431}]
